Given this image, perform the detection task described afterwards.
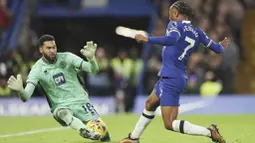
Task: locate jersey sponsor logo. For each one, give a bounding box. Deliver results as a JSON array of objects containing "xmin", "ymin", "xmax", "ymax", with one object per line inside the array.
[
  {"xmin": 59, "ymin": 61, "xmax": 67, "ymax": 69},
  {"xmin": 53, "ymin": 73, "xmax": 66, "ymax": 86}
]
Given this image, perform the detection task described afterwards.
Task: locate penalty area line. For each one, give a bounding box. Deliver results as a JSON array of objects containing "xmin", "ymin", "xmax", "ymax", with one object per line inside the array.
[{"xmin": 0, "ymin": 127, "xmax": 70, "ymax": 138}]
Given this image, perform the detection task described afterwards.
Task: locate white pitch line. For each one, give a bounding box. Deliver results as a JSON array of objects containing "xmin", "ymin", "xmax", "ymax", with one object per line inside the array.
[{"xmin": 0, "ymin": 127, "xmax": 70, "ymax": 138}]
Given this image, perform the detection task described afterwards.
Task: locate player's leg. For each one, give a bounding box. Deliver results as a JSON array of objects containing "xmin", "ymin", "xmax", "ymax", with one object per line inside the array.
[
  {"xmin": 74, "ymin": 102, "xmax": 111, "ymax": 142},
  {"xmin": 130, "ymin": 89, "xmax": 160, "ymax": 139},
  {"xmin": 161, "ymin": 106, "xmax": 212, "ymax": 135},
  {"xmin": 53, "ymin": 107, "xmax": 87, "ymax": 131},
  {"xmin": 160, "ymin": 77, "xmax": 226, "ymax": 143},
  {"xmin": 53, "ymin": 107, "xmax": 101, "ymax": 140},
  {"xmin": 161, "ymin": 106, "xmax": 226, "ymax": 142},
  {"xmin": 117, "ymin": 88, "xmax": 160, "ymax": 143}
]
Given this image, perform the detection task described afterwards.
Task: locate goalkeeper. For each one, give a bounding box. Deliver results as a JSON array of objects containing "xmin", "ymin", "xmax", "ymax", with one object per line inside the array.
[{"xmin": 7, "ymin": 35, "xmax": 111, "ymax": 142}]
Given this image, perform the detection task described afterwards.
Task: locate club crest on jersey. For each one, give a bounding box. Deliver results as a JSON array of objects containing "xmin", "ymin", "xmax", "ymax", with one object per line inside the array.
[
  {"xmin": 53, "ymin": 73, "xmax": 66, "ymax": 86},
  {"xmin": 171, "ymin": 21, "xmax": 177, "ymax": 27},
  {"xmin": 44, "ymin": 70, "xmax": 48, "ymax": 75},
  {"xmin": 59, "ymin": 61, "xmax": 67, "ymax": 69}
]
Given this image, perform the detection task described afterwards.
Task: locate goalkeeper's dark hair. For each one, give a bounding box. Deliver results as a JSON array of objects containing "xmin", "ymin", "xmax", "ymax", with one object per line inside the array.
[
  {"xmin": 38, "ymin": 34, "xmax": 55, "ymax": 47},
  {"xmin": 172, "ymin": 1, "xmax": 197, "ymax": 25}
]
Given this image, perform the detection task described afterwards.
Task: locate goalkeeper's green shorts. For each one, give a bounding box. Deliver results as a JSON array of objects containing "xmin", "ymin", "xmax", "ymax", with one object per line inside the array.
[{"xmin": 53, "ymin": 102, "xmax": 100, "ymax": 126}]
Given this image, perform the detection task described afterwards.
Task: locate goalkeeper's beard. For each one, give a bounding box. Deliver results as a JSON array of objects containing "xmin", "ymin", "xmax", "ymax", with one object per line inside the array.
[{"xmin": 43, "ymin": 53, "xmax": 56, "ymax": 63}]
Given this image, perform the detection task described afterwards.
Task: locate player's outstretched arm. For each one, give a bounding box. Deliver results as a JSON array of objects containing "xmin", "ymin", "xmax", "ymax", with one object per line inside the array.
[
  {"xmin": 206, "ymin": 38, "xmax": 230, "ymax": 54},
  {"xmin": 198, "ymin": 29, "xmax": 230, "ymax": 54},
  {"xmin": 80, "ymin": 41, "xmax": 99, "ymax": 74},
  {"xmin": 7, "ymin": 74, "xmax": 35, "ymax": 102},
  {"xmin": 80, "ymin": 59, "xmax": 99, "ymax": 74},
  {"xmin": 135, "ymin": 33, "xmax": 179, "ymax": 46}
]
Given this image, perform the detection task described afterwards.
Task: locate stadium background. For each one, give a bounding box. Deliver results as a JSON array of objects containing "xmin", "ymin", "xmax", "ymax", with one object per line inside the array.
[{"xmin": 0, "ymin": 0, "xmax": 255, "ymax": 143}]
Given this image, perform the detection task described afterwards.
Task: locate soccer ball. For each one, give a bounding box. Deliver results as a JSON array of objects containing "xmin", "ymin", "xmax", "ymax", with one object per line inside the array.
[{"xmin": 86, "ymin": 119, "xmax": 107, "ymax": 138}]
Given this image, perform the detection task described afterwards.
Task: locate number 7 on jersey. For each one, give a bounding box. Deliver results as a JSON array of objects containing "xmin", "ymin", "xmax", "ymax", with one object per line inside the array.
[{"xmin": 178, "ymin": 36, "xmax": 195, "ymax": 61}]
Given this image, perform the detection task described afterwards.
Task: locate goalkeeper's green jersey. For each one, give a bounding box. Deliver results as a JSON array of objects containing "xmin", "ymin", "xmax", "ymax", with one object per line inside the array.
[{"xmin": 27, "ymin": 52, "xmax": 92, "ymax": 111}]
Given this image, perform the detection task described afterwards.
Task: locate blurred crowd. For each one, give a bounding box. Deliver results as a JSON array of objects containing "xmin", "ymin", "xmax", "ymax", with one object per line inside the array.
[
  {"xmin": 0, "ymin": 0, "xmax": 12, "ymax": 96},
  {"xmin": 0, "ymin": 0, "xmax": 11, "ymax": 41},
  {"xmin": 0, "ymin": 0, "xmax": 252, "ymax": 112}
]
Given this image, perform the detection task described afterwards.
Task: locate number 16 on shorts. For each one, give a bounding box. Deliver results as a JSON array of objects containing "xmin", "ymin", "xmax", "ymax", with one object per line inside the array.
[{"xmin": 82, "ymin": 103, "xmax": 98, "ymax": 116}]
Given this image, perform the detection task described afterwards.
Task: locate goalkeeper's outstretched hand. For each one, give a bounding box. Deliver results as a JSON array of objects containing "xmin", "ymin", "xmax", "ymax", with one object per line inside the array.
[
  {"xmin": 80, "ymin": 41, "xmax": 97, "ymax": 60},
  {"xmin": 7, "ymin": 74, "xmax": 23, "ymax": 92}
]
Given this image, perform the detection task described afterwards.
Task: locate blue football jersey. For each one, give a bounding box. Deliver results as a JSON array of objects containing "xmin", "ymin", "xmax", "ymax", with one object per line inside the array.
[{"xmin": 158, "ymin": 21, "xmax": 206, "ymax": 78}]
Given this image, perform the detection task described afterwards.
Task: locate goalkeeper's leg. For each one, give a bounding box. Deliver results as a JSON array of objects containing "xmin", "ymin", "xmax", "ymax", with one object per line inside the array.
[
  {"xmin": 118, "ymin": 89, "xmax": 160, "ymax": 143},
  {"xmin": 54, "ymin": 108, "xmax": 101, "ymax": 140}
]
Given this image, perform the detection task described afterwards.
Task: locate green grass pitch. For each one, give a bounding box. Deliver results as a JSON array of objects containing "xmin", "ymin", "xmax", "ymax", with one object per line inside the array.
[{"xmin": 0, "ymin": 114, "xmax": 254, "ymax": 143}]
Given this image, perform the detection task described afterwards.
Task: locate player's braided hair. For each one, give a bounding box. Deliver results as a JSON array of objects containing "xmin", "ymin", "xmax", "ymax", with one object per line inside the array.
[{"xmin": 172, "ymin": 1, "xmax": 197, "ymax": 25}]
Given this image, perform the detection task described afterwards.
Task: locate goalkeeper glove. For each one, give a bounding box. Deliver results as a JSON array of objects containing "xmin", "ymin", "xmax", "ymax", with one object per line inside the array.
[
  {"xmin": 7, "ymin": 74, "xmax": 23, "ymax": 92},
  {"xmin": 80, "ymin": 41, "xmax": 97, "ymax": 61}
]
